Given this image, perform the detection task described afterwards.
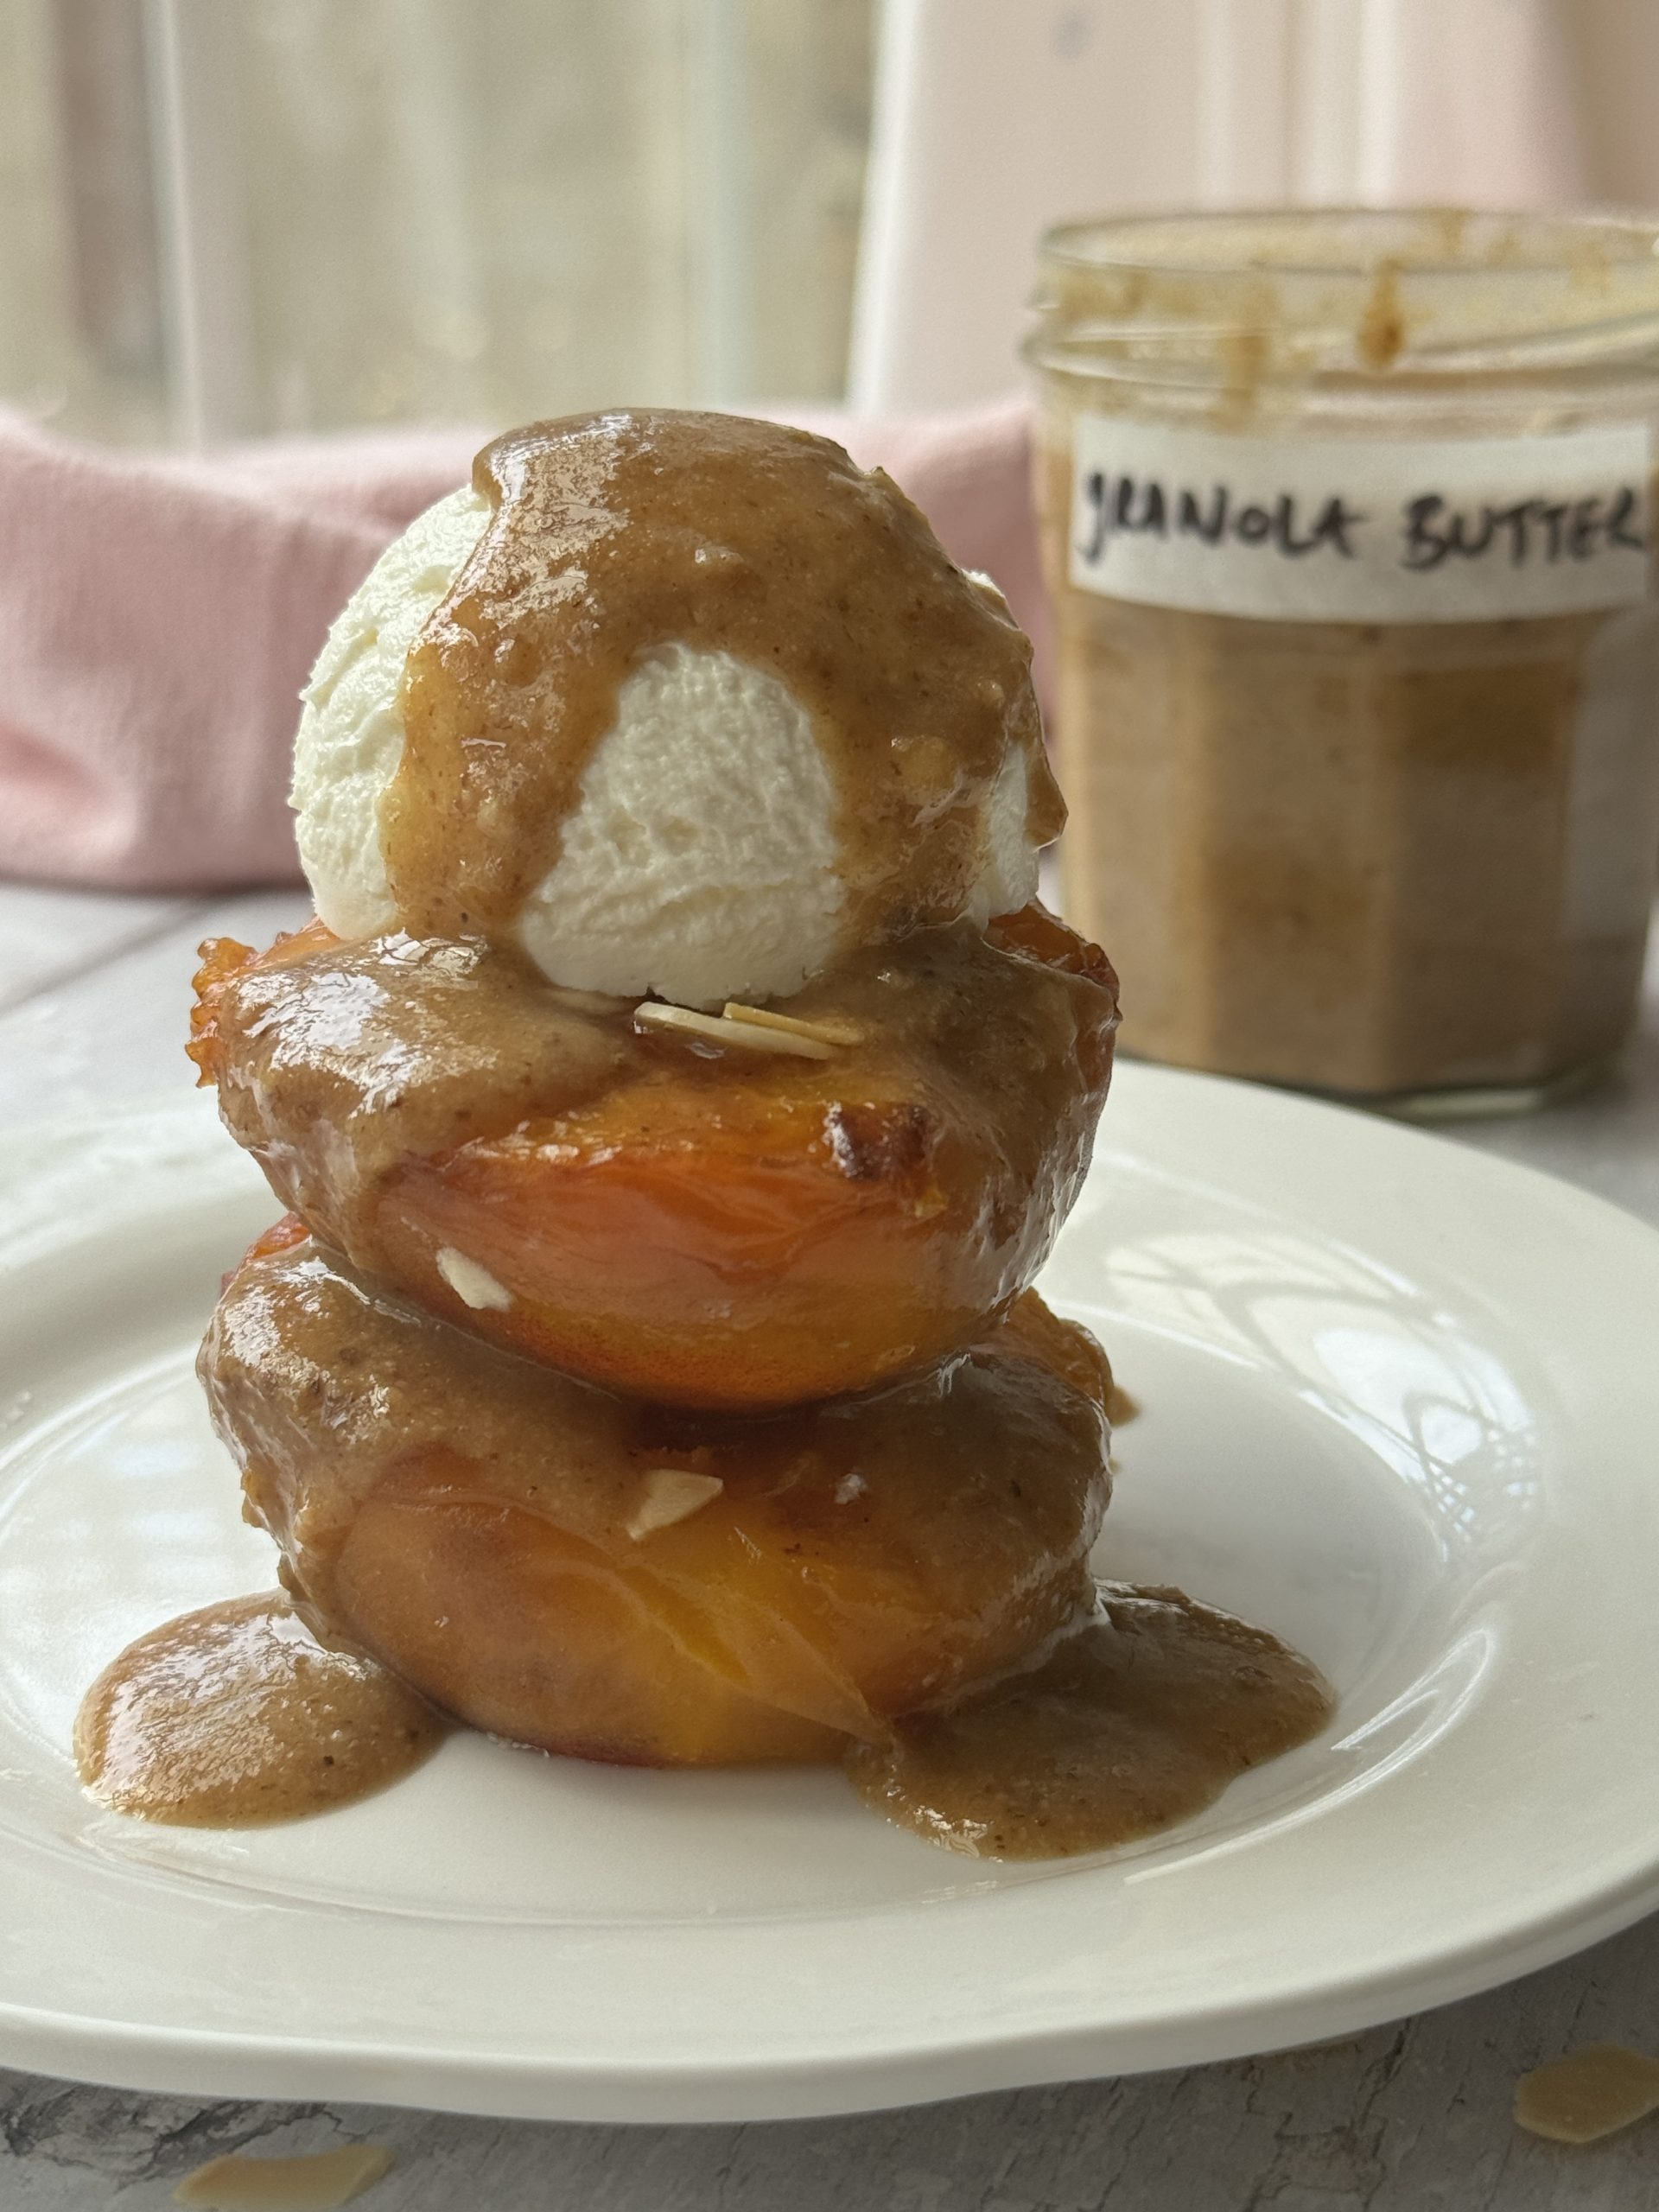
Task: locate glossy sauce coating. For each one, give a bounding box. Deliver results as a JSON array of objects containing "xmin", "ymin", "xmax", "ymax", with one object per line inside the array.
[
  {"xmin": 190, "ymin": 906, "xmax": 1119, "ymax": 1408},
  {"xmin": 1040, "ymin": 563, "xmax": 1649, "ymax": 1095},
  {"xmin": 387, "ymin": 411, "xmax": 1064, "ymax": 953},
  {"xmin": 141, "ymin": 402, "xmax": 1332, "ymax": 1856},
  {"xmin": 201, "ymin": 1236, "xmax": 1113, "ymax": 1765},
  {"xmin": 74, "ymin": 1592, "xmax": 446, "ymax": 1827},
  {"xmin": 847, "ymin": 1585, "xmax": 1332, "ymax": 1858}
]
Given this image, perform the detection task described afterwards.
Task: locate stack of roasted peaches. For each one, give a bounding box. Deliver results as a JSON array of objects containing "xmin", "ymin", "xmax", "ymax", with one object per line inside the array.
[{"xmin": 81, "ymin": 413, "xmax": 1327, "ymax": 1860}]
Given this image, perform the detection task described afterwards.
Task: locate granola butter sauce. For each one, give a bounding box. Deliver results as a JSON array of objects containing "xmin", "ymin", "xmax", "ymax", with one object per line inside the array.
[
  {"xmin": 849, "ymin": 1585, "xmax": 1332, "ymax": 1858},
  {"xmin": 83, "ymin": 1218, "xmax": 1328, "ymax": 1842},
  {"xmin": 74, "ymin": 1592, "xmax": 446, "ymax": 1826},
  {"xmin": 1033, "ymin": 210, "xmax": 1659, "ymax": 1103},
  {"xmin": 383, "ymin": 410, "xmax": 1064, "ymax": 950},
  {"xmin": 162, "ymin": 1230, "xmax": 1327, "ymax": 1846}
]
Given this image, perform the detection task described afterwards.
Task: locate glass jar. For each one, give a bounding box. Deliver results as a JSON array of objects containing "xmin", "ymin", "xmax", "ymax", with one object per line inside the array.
[{"xmin": 1027, "ymin": 208, "xmax": 1659, "ymax": 1111}]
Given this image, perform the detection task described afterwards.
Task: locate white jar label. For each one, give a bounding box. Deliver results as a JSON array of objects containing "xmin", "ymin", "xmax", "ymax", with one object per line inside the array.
[{"xmin": 1068, "ymin": 416, "xmax": 1653, "ymax": 622}]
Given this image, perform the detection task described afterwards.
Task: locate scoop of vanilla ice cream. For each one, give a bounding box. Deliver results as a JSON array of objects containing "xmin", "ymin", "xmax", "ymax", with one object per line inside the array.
[
  {"xmin": 294, "ymin": 485, "xmax": 491, "ymax": 939},
  {"xmin": 292, "ymin": 487, "xmax": 1040, "ymax": 1006},
  {"xmin": 519, "ymin": 642, "xmax": 840, "ymax": 1005}
]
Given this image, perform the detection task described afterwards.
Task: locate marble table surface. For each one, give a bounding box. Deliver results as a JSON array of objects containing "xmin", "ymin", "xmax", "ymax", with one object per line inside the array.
[{"xmin": 2, "ymin": 877, "xmax": 1657, "ymax": 2212}]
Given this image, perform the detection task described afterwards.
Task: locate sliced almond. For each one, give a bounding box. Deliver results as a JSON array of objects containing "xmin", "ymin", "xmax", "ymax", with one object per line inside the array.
[
  {"xmin": 1515, "ymin": 2043, "xmax": 1659, "ymax": 2143},
  {"xmin": 633, "ymin": 1001, "xmax": 836, "ymax": 1060},
  {"xmin": 721, "ymin": 1001, "xmax": 859, "ymax": 1047},
  {"xmin": 626, "ymin": 1468, "xmax": 725, "ymax": 1540},
  {"xmin": 435, "ymin": 1246, "xmax": 513, "ymax": 1312},
  {"xmin": 174, "ymin": 2143, "xmax": 393, "ymax": 2210}
]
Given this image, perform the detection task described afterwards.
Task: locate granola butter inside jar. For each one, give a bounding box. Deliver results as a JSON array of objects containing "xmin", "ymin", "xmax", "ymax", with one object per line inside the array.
[{"xmin": 1028, "ymin": 209, "xmax": 1659, "ymax": 1109}]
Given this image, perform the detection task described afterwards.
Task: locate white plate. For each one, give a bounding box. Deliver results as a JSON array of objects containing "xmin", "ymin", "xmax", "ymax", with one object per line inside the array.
[{"xmin": 3, "ymin": 1070, "xmax": 1658, "ymax": 2124}]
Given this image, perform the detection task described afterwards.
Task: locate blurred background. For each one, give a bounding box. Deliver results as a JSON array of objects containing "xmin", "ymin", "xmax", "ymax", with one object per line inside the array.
[
  {"xmin": 6, "ymin": 0, "xmax": 1659, "ymax": 452},
  {"xmin": 2, "ymin": 0, "xmax": 874, "ymax": 445}
]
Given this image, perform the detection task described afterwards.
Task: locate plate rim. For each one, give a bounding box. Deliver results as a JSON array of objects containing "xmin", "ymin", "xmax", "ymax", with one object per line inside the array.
[
  {"xmin": 6, "ymin": 1859, "xmax": 1659, "ymax": 2126},
  {"xmin": 3, "ymin": 1069, "xmax": 1659, "ymax": 2123}
]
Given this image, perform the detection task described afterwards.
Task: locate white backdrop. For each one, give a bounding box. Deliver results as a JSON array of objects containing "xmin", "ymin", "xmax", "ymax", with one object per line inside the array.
[{"xmin": 850, "ymin": 0, "xmax": 1659, "ymax": 410}]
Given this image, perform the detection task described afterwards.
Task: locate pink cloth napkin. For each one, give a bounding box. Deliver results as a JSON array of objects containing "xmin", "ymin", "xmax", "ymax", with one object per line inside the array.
[{"xmin": 0, "ymin": 397, "xmax": 1046, "ymax": 893}]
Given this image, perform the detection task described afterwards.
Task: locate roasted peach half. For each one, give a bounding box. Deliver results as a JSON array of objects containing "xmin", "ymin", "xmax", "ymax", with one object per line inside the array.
[
  {"xmin": 191, "ymin": 907, "xmax": 1118, "ymax": 1409},
  {"xmin": 201, "ymin": 1233, "xmax": 1112, "ymax": 1768}
]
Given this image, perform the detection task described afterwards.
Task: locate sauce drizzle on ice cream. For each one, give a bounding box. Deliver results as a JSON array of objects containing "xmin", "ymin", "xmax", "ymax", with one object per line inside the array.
[{"xmin": 385, "ymin": 411, "xmax": 1062, "ymax": 957}]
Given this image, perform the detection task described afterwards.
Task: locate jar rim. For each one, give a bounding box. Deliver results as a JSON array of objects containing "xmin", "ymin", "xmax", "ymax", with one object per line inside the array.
[
  {"xmin": 1031, "ymin": 207, "xmax": 1659, "ymax": 380},
  {"xmin": 1038, "ymin": 206, "xmax": 1659, "ymax": 285}
]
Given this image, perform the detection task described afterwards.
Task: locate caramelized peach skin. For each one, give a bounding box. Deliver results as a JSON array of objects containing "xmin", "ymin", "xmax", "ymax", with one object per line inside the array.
[
  {"xmin": 333, "ymin": 1475, "xmax": 850, "ymax": 1766},
  {"xmin": 187, "ymin": 923, "xmax": 327, "ymax": 1087},
  {"xmin": 377, "ymin": 1095, "xmax": 1010, "ymax": 1406},
  {"xmin": 203, "ymin": 1236, "xmax": 1112, "ymax": 1768},
  {"xmin": 190, "ymin": 907, "xmax": 1119, "ymax": 1409}
]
